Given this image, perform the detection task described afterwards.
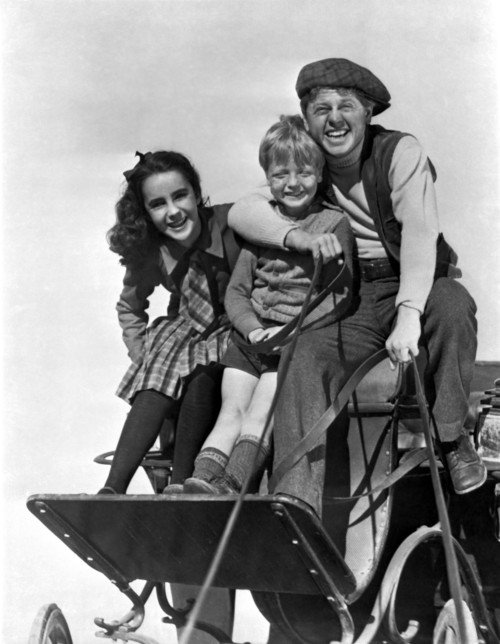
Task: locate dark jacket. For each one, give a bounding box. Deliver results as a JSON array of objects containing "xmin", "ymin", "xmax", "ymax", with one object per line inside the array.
[{"xmin": 116, "ymin": 203, "xmax": 240, "ymax": 362}]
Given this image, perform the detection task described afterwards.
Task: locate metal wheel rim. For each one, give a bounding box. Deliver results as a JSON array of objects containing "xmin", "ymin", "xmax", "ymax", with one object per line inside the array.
[{"xmin": 28, "ymin": 603, "xmax": 73, "ymax": 644}]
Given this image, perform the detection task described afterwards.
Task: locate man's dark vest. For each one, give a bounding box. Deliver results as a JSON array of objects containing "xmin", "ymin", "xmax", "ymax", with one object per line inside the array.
[{"xmin": 324, "ymin": 124, "xmax": 460, "ymax": 279}]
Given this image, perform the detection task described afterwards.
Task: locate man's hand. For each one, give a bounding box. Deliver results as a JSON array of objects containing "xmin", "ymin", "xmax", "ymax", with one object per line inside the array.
[
  {"xmin": 248, "ymin": 326, "xmax": 283, "ymax": 344},
  {"xmin": 385, "ymin": 305, "xmax": 421, "ymax": 365},
  {"xmin": 285, "ymin": 229, "xmax": 344, "ymax": 264}
]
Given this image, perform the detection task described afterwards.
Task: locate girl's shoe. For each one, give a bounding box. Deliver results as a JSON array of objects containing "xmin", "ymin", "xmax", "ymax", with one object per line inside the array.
[
  {"xmin": 97, "ymin": 486, "xmax": 118, "ymax": 495},
  {"xmin": 162, "ymin": 483, "xmax": 184, "ymax": 495}
]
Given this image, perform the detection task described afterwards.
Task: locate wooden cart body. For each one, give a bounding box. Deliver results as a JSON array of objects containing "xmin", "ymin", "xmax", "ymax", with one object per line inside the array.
[{"xmin": 27, "ymin": 360, "xmax": 500, "ymax": 644}]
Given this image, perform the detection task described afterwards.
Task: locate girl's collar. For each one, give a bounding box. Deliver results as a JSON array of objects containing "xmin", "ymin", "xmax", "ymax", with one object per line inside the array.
[
  {"xmin": 158, "ymin": 206, "xmax": 224, "ymax": 275},
  {"xmin": 193, "ymin": 206, "xmax": 224, "ymax": 257}
]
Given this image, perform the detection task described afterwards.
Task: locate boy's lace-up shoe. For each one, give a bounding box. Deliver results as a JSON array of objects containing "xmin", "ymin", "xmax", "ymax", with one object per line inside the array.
[
  {"xmin": 183, "ymin": 477, "xmax": 219, "ymax": 494},
  {"xmin": 183, "ymin": 476, "xmax": 240, "ymax": 495},
  {"xmin": 442, "ymin": 433, "xmax": 487, "ymax": 495},
  {"xmin": 162, "ymin": 483, "xmax": 184, "ymax": 495},
  {"xmin": 212, "ymin": 476, "xmax": 241, "ymax": 495}
]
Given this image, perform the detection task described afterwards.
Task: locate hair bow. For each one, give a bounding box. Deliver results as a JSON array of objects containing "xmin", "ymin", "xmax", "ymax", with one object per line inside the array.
[{"xmin": 123, "ymin": 151, "xmax": 152, "ymax": 182}]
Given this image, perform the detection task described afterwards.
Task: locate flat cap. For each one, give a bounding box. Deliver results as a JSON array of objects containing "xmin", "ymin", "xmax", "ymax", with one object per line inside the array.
[{"xmin": 296, "ymin": 58, "xmax": 391, "ymax": 115}]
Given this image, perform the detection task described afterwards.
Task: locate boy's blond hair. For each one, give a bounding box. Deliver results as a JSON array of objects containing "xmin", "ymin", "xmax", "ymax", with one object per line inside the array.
[{"xmin": 258, "ymin": 114, "xmax": 325, "ymax": 175}]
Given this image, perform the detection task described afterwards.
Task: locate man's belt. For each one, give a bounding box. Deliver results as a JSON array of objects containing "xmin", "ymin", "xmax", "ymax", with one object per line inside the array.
[{"xmin": 359, "ymin": 257, "xmax": 398, "ymax": 281}]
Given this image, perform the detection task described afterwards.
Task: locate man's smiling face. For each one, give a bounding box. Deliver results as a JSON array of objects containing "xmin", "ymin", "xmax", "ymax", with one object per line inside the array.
[{"xmin": 304, "ymin": 88, "xmax": 372, "ymax": 160}]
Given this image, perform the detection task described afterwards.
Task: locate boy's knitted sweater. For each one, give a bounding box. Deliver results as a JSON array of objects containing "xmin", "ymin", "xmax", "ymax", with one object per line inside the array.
[{"xmin": 225, "ymin": 200, "xmax": 354, "ymax": 339}]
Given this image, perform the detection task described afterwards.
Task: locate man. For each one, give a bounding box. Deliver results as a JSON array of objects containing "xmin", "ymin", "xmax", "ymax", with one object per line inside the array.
[{"xmin": 228, "ymin": 58, "xmax": 486, "ymax": 515}]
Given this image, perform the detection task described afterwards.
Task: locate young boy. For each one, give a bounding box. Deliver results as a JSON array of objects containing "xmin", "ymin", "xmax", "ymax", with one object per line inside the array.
[{"xmin": 170, "ymin": 115, "xmax": 354, "ymax": 495}]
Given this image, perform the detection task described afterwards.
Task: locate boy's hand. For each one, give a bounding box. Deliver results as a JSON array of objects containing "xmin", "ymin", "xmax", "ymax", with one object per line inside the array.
[
  {"xmin": 248, "ymin": 326, "xmax": 283, "ymax": 344},
  {"xmin": 248, "ymin": 328, "xmax": 267, "ymax": 344},
  {"xmin": 285, "ymin": 229, "xmax": 344, "ymax": 264},
  {"xmin": 261, "ymin": 326, "xmax": 283, "ymax": 340},
  {"xmin": 386, "ymin": 305, "xmax": 421, "ymax": 365}
]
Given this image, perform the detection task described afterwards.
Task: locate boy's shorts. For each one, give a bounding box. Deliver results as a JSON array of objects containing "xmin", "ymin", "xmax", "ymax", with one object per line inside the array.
[{"xmin": 221, "ymin": 333, "xmax": 280, "ymax": 379}]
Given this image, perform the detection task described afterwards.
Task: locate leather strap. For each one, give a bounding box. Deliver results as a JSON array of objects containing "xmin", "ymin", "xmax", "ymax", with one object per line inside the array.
[
  {"xmin": 410, "ymin": 353, "xmax": 469, "ymax": 642},
  {"xmin": 197, "ymin": 250, "xmax": 227, "ymax": 341},
  {"xmin": 269, "ymin": 348, "xmax": 389, "ymax": 490},
  {"xmin": 233, "ymin": 259, "xmax": 347, "ymax": 355},
  {"xmin": 326, "ymin": 447, "xmax": 428, "ymax": 502},
  {"xmin": 198, "ymin": 250, "xmax": 224, "ymax": 318}
]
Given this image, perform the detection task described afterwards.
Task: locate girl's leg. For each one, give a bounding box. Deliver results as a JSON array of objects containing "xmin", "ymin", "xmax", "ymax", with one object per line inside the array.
[
  {"xmin": 101, "ymin": 389, "xmax": 177, "ymax": 494},
  {"xmin": 186, "ymin": 368, "xmax": 258, "ymax": 484},
  {"xmin": 223, "ymin": 371, "xmax": 276, "ymax": 492},
  {"xmin": 170, "ymin": 364, "xmax": 224, "ymax": 484},
  {"xmin": 170, "ymin": 368, "xmax": 236, "ymax": 638}
]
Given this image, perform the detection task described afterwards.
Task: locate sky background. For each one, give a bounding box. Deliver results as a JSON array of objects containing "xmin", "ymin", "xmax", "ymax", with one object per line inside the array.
[{"xmin": 1, "ymin": 1, "xmax": 499, "ymax": 642}]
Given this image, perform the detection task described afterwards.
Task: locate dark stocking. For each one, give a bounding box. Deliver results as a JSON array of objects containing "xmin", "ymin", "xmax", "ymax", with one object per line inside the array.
[
  {"xmin": 103, "ymin": 389, "xmax": 177, "ymax": 493},
  {"xmin": 170, "ymin": 364, "xmax": 224, "ymax": 484}
]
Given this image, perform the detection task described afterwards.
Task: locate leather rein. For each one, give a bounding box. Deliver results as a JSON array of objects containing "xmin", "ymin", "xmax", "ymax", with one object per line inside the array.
[{"xmin": 180, "ymin": 254, "xmax": 467, "ymax": 642}]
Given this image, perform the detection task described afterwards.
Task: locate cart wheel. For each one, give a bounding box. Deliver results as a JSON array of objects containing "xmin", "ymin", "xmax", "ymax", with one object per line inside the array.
[
  {"xmin": 28, "ymin": 603, "xmax": 73, "ymax": 644},
  {"xmin": 433, "ymin": 599, "xmax": 479, "ymax": 644}
]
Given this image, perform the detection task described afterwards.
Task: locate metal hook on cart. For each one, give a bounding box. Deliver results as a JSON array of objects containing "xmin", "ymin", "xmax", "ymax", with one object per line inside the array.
[{"xmin": 94, "ymin": 585, "xmax": 148, "ymax": 640}]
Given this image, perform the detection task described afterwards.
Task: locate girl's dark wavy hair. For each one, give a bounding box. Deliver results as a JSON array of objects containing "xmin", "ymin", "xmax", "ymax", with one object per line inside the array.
[{"xmin": 107, "ymin": 151, "xmax": 203, "ymax": 266}]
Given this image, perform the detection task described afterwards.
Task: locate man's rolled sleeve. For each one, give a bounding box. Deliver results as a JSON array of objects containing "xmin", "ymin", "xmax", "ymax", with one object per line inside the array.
[{"xmin": 228, "ymin": 187, "xmax": 298, "ymax": 249}]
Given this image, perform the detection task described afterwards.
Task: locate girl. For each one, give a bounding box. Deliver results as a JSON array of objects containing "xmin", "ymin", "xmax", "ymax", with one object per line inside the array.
[
  {"xmin": 174, "ymin": 115, "xmax": 354, "ymax": 496},
  {"xmin": 99, "ymin": 150, "xmax": 240, "ymax": 495}
]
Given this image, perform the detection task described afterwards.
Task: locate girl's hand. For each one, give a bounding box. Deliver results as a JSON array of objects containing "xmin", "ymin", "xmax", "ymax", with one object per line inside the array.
[
  {"xmin": 285, "ymin": 230, "xmax": 344, "ymax": 264},
  {"xmin": 130, "ymin": 349, "xmax": 144, "ymax": 367}
]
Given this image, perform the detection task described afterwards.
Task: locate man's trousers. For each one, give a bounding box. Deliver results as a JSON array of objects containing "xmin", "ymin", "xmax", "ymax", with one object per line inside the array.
[{"xmin": 272, "ymin": 276, "xmax": 478, "ymax": 515}]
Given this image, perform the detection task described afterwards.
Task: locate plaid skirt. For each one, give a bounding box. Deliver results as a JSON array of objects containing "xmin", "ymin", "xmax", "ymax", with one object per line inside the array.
[{"xmin": 116, "ymin": 315, "xmax": 231, "ymax": 403}]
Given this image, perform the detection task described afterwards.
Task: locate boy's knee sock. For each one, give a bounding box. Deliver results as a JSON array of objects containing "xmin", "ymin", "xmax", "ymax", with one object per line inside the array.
[
  {"xmin": 224, "ymin": 435, "xmax": 271, "ymax": 492},
  {"xmin": 191, "ymin": 448, "xmax": 229, "ymax": 482}
]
